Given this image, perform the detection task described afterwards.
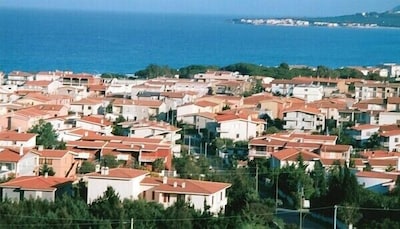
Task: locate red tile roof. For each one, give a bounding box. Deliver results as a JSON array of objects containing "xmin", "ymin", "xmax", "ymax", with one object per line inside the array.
[
  {"xmin": 351, "ymin": 124, "xmax": 379, "ymax": 131},
  {"xmin": 36, "ymin": 150, "xmax": 71, "ymax": 158},
  {"xmin": 0, "ymin": 148, "xmax": 23, "ymax": 162},
  {"xmin": 141, "ymin": 177, "xmax": 231, "ymax": 195},
  {"xmin": 320, "ymin": 144, "xmax": 351, "ymax": 152},
  {"xmin": 0, "ymin": 176, "xmax": 73, "ymax": 191},
  {"xmin": 272, "ymin": 148, "xmax": 320, "ymax": 161},
  {"xmin": 79, "ymin": 116, "xmax": 112, "ymax": 126},
  {"xmin": 0, "ymin": 131, "xmax": 36, "ymax": 141},
  {"xmin": 24, "ymin": 80, "xmax": 53, "ymax": 87},
  {"xmin": 356, "ymin": 171, "xmax": 400, "ymax": 181},
  {"xmin": 194, "ymin": 100, "xmax": 219, "ymax": 107},
  {"xmin": 86, "ymin": 168, "xmax": 149, "ymax": 179}
]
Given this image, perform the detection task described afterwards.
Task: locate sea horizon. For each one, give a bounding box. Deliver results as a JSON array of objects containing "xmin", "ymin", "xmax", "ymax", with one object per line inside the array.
[{"xmin": 1, "ymin": 7, "xmax": 400, "ymax": 74}]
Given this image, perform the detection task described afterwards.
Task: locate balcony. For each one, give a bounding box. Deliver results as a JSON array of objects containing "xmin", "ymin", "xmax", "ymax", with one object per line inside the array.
[
  {"xmin": 283, "ymin": 116, "xmax": 297, "ymax": 121},
  {"xmin": 216, "ymin": 127, "xmax": 228, "ymax": 133},
  {"xmin": 382, "ymin": 142, "xmax": 389, "ymax": 148}
]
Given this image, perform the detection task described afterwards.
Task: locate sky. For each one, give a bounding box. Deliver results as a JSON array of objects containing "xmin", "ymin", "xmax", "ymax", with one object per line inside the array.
[{"xmin": 1, "ymin": 0, "xmax": 400, "ymax": 17}]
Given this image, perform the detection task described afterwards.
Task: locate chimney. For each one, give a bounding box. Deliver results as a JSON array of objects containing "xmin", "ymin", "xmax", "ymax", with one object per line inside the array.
[
  {"xmin": 19, "ymin": 145, "xmax": 24, "ymax": 156},
  {"xmin": 7, "ymin": 117, "xmax": 11, "ymax": 130},
  {"xmin": 44, "ymin": 172, "xmax": 48, "ymax": 178},
  {"xmin": 84, "ymin": 131, "xmax": 89, "ymax": 137},
  {"xmin": 163, "ymin": 176, "xmax": 168, "ymax": 184},
  {"xmin": 181, "ymin": 182, "xmax": 186, "ymax": 188},
  {"xmin": 38, "ymin": 145, "xmax": 44, "ymax": 151},
  {"xmin": 17, "ymin": 127, "xmax": 21, "ymax": 133},
  {"xmin": 100, "ymin": 166, "xmax": 109, "ymax": 175},
  {"xmin": 95, "ymin": 164, "xmax": 101, "ymax": 172},
  {"xmin": 101, "ymin": 119, "xmax": 104, "ymax": 124},
  {"xmin": 173, "ymin": 181, "xmax": 177, "ymax": 188}
]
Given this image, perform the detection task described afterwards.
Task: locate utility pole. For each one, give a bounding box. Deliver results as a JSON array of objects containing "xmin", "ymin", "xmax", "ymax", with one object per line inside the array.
[
  {"xmin": 255, "ymin": 164, "xmax": 259, "ymax": 193},
  {"xmin": 299, "ymin": 187, "xmax": 304, "ymax": 229},
  {"xmin": 188, "ymin": 136, "xmax": 191, "ymax": 155},
  {"xmin": 130, "ymin": 218, "xmax": 134, "ymax": 229},
  {"xmin": 333, "ymin": 205, "xmax": 338, "ymax": 229},
  {"xmin": 275, "ymin": 171, "xmax": 279, "ymax": 214}
]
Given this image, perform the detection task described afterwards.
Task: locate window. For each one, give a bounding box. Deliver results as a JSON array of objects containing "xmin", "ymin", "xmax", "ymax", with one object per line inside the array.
[
  {"xmin": 236, "ymin": 134, "xmax": 239, "ymax": 139},
  {"xmin": 152, "ymin": 191, "xmax": 155, "ymax": 200},
  {"xmin": 177, "ymin": 194, "xmax": 185, "ymax": 202},
  {"xmin": 220, "ymin": 192, "xmax": 223, "ymax": 201},
  {"xmin": 39, "ymin": 158, "xmax": 53, "ymax": 165},
  {"xmin": 212, "ymin": 196, "xmax": 214, "ymax": 205},
  {"xmin": 395, "ymin": 138, "xmax": 399, "ymax": 143},
  {"xmin": 163, "ymin": 193, "xmax": 170, "ymax": 203}
]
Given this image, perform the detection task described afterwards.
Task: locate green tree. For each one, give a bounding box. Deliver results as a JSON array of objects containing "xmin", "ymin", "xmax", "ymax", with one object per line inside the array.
[
  {"xmin": 152, "ymin": 158, "xmax": 165, "ymax": 172},
  {"xmin": 365, "ymin": 133, "xmax": 381, "ymax": 149},
  {"xmin": 78, "ymin": 161, "xmax": 96, "ymax": 174},
  {"xmin": 89, "ymin": 186, "xmax": 125, "ymax": 227},
  {"xmin": 101, "ymin": 155, "xmax": 120, "ymax": 168},
  {"xmin": 28, "ymin": 119, "xmax": 62, "ymax": 149},
  {"xmin": 39, "ymin": 163, "xmax": 55, "ymax": 176},
  {"xmin": 112, "ymin": 115, "xmax": 126, "ymax": 136}
]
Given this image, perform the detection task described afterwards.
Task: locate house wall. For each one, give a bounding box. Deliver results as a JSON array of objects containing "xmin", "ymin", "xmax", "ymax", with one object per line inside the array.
[
  {"xmin": 379, "ymin": 112, "xmax": 400, "ymax": 125},
  {"xmin": 87, "ymin": 175, "xmax": 146, "ymax": 204},
  {"xmin": 2, "ymin": 188, "xmax": 21, "ymax": 201},
  {"xmin": 292, "ymin": 85, "xmax": 323, "ymax": 102},
  {"xmin": 17, "ymin": 152, "xmax": 38, "ymax": 176},
  {"xmin": 122, "ymin": 105, "xmax": 150, "ymax": 121},
  {"xmin": 219, "ymin": 120, "xmax": 258, "ymax": 141},
  {"xmin": 357, "ymin": 177, "xmax": 392, "ymax": 194},
  {"xmin": 283, "ymin": 111, "xmax": 325, "ymax": 132}
]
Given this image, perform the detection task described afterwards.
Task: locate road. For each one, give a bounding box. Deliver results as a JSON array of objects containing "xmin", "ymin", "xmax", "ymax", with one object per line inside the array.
[{"xmin": 276, "ymin": 208, "xmax": 330, "ymax": 229}]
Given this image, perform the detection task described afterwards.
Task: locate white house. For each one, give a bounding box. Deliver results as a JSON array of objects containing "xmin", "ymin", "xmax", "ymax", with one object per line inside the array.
[
  {"xmin": 21, "ymin": 80, "xmax": 62, "ymax": 94},
  {"xmin": 348, "ymin": 124, "xmax": 380, "ymax": 145},
  {"xmin": 70, "ymin": 98, "xmax": 105, "ymax": 116},
  {"xmin": 378, "ymin": 112, "xmax": 400, "ymax": 126},
  {"xmin": 0, "ymin": 132, "xmax": 37, "ymax": 148},
  {"xmin": 380, "ymin": 129, "xmax": 400, "ymax": 152},
  {"xmin": 356, "ymin": 171, "xmax": 400, "ymax": 194},
  {"xmin": 6, "ymin": 71, "xmax": 35, "ymax": 86},
  {"xmin": 86, "ymin": 168, "xmax": 150, "ymax": 204},
  {"xmin": 282, "ymin": 106, "xmax": 325, "ymax": 132},
  {"xmin": 215, "ymin": 113, "xmax": 266, "ymax": 141},
  {"xmin": 270, "ymin": 148, "xmax": 320, "ymax": 172},
  {"xmin": 0, "ymin": 148, "xmax": 39, "ymax": 179},
  {"xmin": 0, "ymin": 176, "xmax": 73, "ymax": 202},
  {"xmin": 141, "ymin": 176, "xmax": 231, "ymax": 215},
  {"xmin": 75, "ymin": 116, "xmax": 113, "ymax": 136},
  {"xmin": 177, "ymin": 101, "xmax": 220, "ymax": 121},
  {"xmin": 292, "ymin": 84, "xmax": 324, "ymax": 103}
]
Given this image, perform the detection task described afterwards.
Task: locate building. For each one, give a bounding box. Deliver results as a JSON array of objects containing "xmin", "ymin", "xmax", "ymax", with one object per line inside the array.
[
  {"xmin": 0, "ymin": 148, "xmax": 39, "ymax": 179},
  {"xmin": 86, "ymin": 168, "xmax": 150, "ymax": 204},
  {"xmin": 292, "ymin": 84, "xmax": 323, "ymax": 102},
  {"xmin": 282, "ymin": 106, "xmax": 325, "ymax": 132},
  {"xmin": 0, "ymin": 175, "xmax": 73, "ymax": 202},
  {"xmin": 35, "ymin": 149, "xmax": 77, "ymax": 178},
  {"xmin": 141, "ymin": 176, "xmax": 231, "ymax": 215},
  {"xmin": 85, "ymin": 168, "xmax": 231, "ymax": 215},
  {"xmin": 6, "ymin": 71, "xmax": 35, "ymax": 86}
]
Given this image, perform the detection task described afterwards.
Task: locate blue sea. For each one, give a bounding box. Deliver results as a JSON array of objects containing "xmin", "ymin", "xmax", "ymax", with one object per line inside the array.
[{"xmin": 1, "ymin": 8, "xmax": 400, "ymax": 74}]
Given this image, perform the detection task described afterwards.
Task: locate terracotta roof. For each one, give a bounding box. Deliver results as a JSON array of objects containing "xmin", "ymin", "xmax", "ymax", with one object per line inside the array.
[
  {"xmin": 24, "ymin": 80, "xmax": 53, "ymax": 87},
  {"xmin": 22, "ymin": 93, "xmax": 52, "ymax": 102},
  {"xmin": 141, "ymin": 177, "xmax": 231, "ymax": 195},
  {"xmin": 320, "ymin": 144, "xmax": 351, "ymax": 152},
  {"xmin": 0, "ymin": 148, "xmax": 23, "ymax": 162},
  {"xmin": 283, "ymin": 106, "xmax": 321, "ymax": 115},
  {"xmin": 356, "ymin": 171, "xmax": 400, "ymax": 181},
  {"xmin": 8, "ymin": 71, "xmax": 33, "ymax": 77},
  {"xmin": 249, "ymin": 139, "xmax": 286, "ymax": 147},
  {"xmin": 272, "ymin": 148, "xmax": 320, "ymax": 161},
  {"xmin": 0, "ymin": 176, "xmax": 73, "ymax": 191},
  {"xmin": 380, "ymin": 129, "xmax": 400, "ymax": 137},
  {"xmin": 71, "ymin": 98, "xmax": 104, "ymax": 105},
  {"xmin": 86, "ymin": 168, "xmax": 149, "ymax": 179},
  {"xmin": 32, "ymin": 104, "xmax": 65, "ymax": 112},
  {"xmin": 351, "ymin": 124, "xmax": 379, "ymax": 131},
  {"xmin": 194, "ymin": 100, "xmax": 219, "ymax": 107},
  {"xmin": 368, "ymin": 158, "xmax": 398, "ymax": 167},
  {"xmin": 160, "ymin": 92, "xmax": 185, "ymax": 98},
  {"xmin": 122, "ymin": 120, "xmax": 181, "ymax": 132},
  {"xmin": 0, "ymin": 131, "xmax": 36, "ymax": 141},
  {"xmin": 78, "ymin": 116, "xmax": 112, "ymax": 126},
  {"xmin": 36, "ymin": 150, "xmax": 71, "ymax": 158},
  {"xmin": 132, "ymin": 99, "xmax": 163, "ymax": 107}
]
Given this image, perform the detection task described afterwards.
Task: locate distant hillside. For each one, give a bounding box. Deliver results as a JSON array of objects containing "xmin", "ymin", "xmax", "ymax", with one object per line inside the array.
[{"xmin": 304, "ymin": 5, "xmax": 400, "ymax": 28}]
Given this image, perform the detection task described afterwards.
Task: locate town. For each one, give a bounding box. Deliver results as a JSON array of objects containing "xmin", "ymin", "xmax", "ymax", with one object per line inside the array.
[{"xmin": 0, "ymin": 62, "xmax": 400, "ymax": 228}]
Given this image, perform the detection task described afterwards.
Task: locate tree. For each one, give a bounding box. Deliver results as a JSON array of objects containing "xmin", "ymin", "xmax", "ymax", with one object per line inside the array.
[
  {"xmin": 89, "ymin": 186, "xmax": 124, "ymax": 227},
  {"xmin": 28, "ymin": 120, "xmax": 62, "ymax": 149},
  {"xmin": 101, "ymin": 155, "xmax": 120, "ymax": 168},
  {"xmin": 152, "ymin": 158, "xmax": 165, "ymax": 172},
  {"xmin": 112, "ymin": 115, "xmax": 126, "ymax": 136},
  {"xmin": 39, "ymin": 163, "xmax": 55, "ymax": 176},
  {"xmin": 365, "ymin": 133, "xmax": 381, "ymax": 149},
  {"xmin": 78, "ymin": 161, "xmax": 96, "ymax": 174}
]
